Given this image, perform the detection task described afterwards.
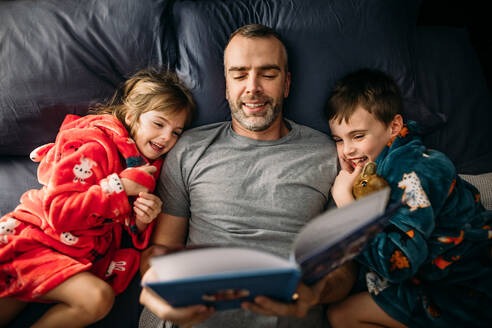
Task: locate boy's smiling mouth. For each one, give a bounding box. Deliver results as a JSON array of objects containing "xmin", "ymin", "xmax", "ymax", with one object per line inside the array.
[{"xmin": 348, "ymin": 156, "xmax": 368, "ymax": 168}]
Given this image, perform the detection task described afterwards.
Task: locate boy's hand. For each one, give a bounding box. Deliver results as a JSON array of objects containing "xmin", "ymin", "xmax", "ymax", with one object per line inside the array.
[
  {"xmin": 331, "ymin": 160, "xmax": 363, "ymax": 207},
  {"xmin": 338, "ymin": 154, "xmax": 355, "ymax": 173}
]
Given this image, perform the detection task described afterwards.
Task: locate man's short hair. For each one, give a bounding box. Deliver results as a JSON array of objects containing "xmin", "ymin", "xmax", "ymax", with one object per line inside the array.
[
  {"xmin": 225, "ymin": 24, "xmax": 289, "ymax": 71},
  {"xmin": 325, "ymin": 68, "xmax": 404, "ymax": 126}
]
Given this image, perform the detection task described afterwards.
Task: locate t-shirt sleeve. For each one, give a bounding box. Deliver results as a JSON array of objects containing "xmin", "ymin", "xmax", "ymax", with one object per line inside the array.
[{"xmin": 157, "ymin": 145, "xmax": 191, "ymax": 219}]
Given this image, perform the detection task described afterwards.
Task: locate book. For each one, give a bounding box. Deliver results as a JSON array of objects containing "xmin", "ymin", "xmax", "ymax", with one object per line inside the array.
[{"xmin": 143, "ymin": 187, "xmax": 400, "ymax": 310}]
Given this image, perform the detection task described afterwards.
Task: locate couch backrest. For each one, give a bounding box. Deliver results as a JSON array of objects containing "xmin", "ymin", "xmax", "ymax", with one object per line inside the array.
[
  {"xmin": 171, "ymin": 0, "xmax": 426, "ymax": 131},
  {"xmin": 416, "ymin": 27, "xmax": 492, "ymax": 174},
  {"xmin": 1, "ymin": 0, "xmax": 491, "ymax": 174},
  {"xmin": 0, "ymin": 0, "xmax": 170, "ymax": 155}
]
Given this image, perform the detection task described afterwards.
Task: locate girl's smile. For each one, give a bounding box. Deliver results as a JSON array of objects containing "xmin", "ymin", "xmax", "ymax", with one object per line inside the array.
[{"xmin": 127, "ymin": 110, "xmax": 187, "ymax": 161}]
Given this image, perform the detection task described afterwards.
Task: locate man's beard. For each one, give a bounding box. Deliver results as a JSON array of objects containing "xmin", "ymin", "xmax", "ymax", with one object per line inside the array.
[{"xmin": 229, "ymin": 97, "xmax": 282, "ymax": 132}]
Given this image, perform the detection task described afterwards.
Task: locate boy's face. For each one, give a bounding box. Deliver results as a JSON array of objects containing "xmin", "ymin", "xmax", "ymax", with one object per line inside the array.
[
  {"xmin": 329, "ymin": 106, "xmax": 401, "ymax": 169},
  {"xmin": 127, "ymin": 110, "xmax": 187, "ymax": 161}
]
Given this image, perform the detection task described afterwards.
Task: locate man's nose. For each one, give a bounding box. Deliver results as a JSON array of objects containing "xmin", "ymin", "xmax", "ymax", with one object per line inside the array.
[{"xmin": 245, "ymin": 75, "xmax": 261, "ymax": 94}]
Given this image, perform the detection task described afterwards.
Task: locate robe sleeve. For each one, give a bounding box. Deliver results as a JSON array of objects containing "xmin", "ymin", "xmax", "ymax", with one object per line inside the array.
[
  {"xmin": 124, "ymin": 217, "xmax": 156, "ymax": 249},
  {"xmin": 40, "ymin": 141, "xmax": 131, "ymax": 231}
]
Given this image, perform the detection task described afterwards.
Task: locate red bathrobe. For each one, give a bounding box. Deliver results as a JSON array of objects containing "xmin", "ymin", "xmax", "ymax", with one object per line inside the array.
[{"xmin": 0, "ymin": 114, "xmax": 162, "ymax": 301}]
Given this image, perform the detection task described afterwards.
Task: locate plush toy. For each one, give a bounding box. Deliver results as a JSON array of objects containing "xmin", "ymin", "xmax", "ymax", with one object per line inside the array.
[{"xmin": 352, "ymin": 162, "xmax": 389, "ymax": 199}]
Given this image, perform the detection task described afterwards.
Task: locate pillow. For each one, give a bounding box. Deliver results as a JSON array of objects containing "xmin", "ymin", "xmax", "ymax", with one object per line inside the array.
[
  {"xmin": 171, "ymin": 0, "xmax": 439, "ymax": 134},
  {"xmin": 460, "ymin": 173, "xmax": 492, "ymax": 210},
  {"xmin": 0, "ymin": 0, "xmax": 171, "ymax": 155},
  {"xmin": 416, "ymin": 27, "xmax": 492, "ymax": 174},
  {"xmin": 403, "ymin": 97, "xmax": 446, "ymax": 135},
  {"xmin": 0, "ymin": 157, "xmax": 40, "ymax": 216}
]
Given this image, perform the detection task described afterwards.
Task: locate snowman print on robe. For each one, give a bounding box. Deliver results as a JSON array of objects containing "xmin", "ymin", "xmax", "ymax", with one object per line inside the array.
[
  {"xmin": 60, "ymin": 231, "xmax": 79, "ymax": 245},
  {"xmin": 100, "ymin": 173, "xmax": 124, "ymax": 194},
  {"xmin": 0, "ymin": 217, "xmax": 21, "ymax": 244},
  {"xmin": 73, "ymin": 156, "xmax": 97, "ymax": 184}
]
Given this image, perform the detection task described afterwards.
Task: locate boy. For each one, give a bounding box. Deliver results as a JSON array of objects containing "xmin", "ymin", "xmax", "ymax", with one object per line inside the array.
[{"xmin": 325, "ymin": 68, "xmax": 492, "ymax": 327}]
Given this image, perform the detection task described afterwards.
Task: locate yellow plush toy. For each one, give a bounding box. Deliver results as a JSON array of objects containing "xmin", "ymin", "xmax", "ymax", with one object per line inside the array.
[{"xmin": 352, "ymin": 162, "xmax": 389, "ymax": 199}]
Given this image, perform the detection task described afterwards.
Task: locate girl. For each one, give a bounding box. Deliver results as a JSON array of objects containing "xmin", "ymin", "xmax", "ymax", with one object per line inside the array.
[{"xmin": 0, "ymin": 68, "xmax": 195, "ymax": 327}]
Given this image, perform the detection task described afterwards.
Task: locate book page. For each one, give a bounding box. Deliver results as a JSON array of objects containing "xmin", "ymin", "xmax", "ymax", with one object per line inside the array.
[
  {"xmin": 150, "ymin": 247, "xmax": 297, "ymax": 281},
  {"xmin": 293, "ymin": 187, "xmax": 390, "ymax": 264}
]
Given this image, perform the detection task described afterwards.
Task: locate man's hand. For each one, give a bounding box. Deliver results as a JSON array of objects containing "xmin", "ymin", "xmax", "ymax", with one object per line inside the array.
[
  {"xmin": 241, "ymin": 275, "xmax": 330, "ymax": 318},
  {"xmin": 140, "ymin": 268, "xmax": 215, "ymax": 328},
  {"xmin": 241, "ymin": 261, "xmax": 358, "ymax": 318}
]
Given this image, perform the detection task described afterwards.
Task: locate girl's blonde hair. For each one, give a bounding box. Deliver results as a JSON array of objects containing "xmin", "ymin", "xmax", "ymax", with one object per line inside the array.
[{"xmin": 91, "ymin": 68, "xmax": 195, "ymax": 136}]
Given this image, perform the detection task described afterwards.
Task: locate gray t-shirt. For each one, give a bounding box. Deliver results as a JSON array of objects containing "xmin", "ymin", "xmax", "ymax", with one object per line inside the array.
[{"xmin": 146, "ymin": 120, "xmax": 337, "ymax": 328}]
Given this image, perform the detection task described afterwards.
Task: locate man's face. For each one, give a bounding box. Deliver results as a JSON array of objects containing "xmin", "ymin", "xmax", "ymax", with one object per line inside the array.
[{"xmin": 224, "ymin": 35, "xmax": 290, "ymax": 132}]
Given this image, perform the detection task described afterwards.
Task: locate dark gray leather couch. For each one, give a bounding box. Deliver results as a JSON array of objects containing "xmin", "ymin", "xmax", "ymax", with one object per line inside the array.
[{"xmin": 1, "ymin": 0, "xmax": 491, "ymax": 326}]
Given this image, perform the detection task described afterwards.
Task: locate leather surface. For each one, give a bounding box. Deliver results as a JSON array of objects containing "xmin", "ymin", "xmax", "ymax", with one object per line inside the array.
[
  {"xmin": 416, "ymin": 27, "xmax": 492, "ymax": 174},
  {"xmin": 172, "ymin": 0, "xmax": 426, "ymax": 133},
  {"xmin": 1, "ymin": 1, "xmax": 492, "ymax": 326},
  {"xmin": 0, "ymin": 0, "xmax": 170, "ymax": 155}
]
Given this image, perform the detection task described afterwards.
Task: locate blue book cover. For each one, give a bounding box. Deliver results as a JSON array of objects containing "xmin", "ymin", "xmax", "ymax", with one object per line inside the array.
[{"xmin": 144, "ymin": 187, "xmax": 396, "ymax": 310}]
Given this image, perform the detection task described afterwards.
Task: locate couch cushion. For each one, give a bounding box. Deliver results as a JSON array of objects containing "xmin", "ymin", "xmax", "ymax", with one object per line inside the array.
[
  {"xmin": 0, "ymin": 156, "xmax": 40, "ymax": 216},
  {"xmin": 416, "ymin": 27, "xmax": 492, "ymax": 174},
  {"xmin": 171, "ymin": 0, "xmax": 441, "ymax": 134},
  {"xmin": 0, "ymin": 0, "xmax": 171, "ymax": 156},
  {"xmin": 460, "ymin": 173, "xmax": 492, "ymax": 210}
]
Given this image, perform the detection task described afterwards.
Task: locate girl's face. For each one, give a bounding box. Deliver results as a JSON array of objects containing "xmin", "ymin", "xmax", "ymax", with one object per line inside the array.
[
  {"xmin": 329, "ymin": 106, "xmax": 402, "ymax": 169},
  {"xmin": 127, "ymin": 110, "xmax": 187, "ymax": 160}
]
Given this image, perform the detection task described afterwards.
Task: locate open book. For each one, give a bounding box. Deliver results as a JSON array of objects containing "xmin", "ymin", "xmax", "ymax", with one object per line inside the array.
[{"xmin": 144, "ymin": 187, "xmax": 400, "ymax": 310}]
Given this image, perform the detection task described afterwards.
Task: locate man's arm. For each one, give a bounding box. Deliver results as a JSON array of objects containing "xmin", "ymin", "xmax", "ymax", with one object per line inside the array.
[
  {"xmin": 139, "ymin": 212, "xmax": 216, "ymax": 327},
  {"xmin": 139, "ymin": 212, "xmax": 188, "ymax": 276}
]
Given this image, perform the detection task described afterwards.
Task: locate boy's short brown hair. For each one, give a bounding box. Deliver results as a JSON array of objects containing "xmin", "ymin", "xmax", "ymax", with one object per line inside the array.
[{"xmin": 325, "ymin": 68, "xmax": 403, "ymax": 126}]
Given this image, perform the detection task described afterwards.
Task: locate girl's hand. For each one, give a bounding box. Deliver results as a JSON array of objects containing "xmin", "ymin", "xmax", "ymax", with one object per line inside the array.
[
  {"xmin": 134, "ymin": 192, "xmax": 162, "ymax": 230},
  {"xmin": 331, "ymin": 159, "xmax": 363, "ymax": 208}
]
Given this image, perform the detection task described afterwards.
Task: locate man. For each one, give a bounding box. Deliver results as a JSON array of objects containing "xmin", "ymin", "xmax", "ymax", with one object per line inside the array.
[{"xmin": 139, "ymin": 24, "xmax": 357, "ymax": 328}]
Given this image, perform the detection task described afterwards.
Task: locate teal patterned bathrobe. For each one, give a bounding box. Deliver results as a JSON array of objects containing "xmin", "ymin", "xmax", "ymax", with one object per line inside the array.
[{"xmin": 355, "ymin": 121, "xmax": 492, "ymax": 327}]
